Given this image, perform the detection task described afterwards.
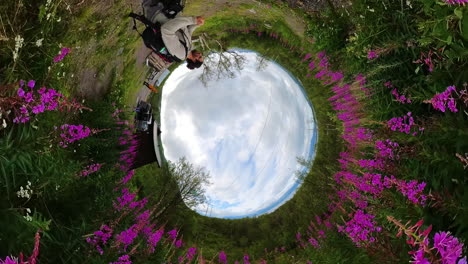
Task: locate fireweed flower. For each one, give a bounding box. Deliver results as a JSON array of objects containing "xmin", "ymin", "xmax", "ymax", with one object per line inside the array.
[
  {"xmin": 174, "ymin": 239, "xmax": 183, "ymax": 248},
  {"xmin": 308, "ymin": 238, "xmax": 320, "ymax": 248},
  {"xmin": 167, "ymin": 229, "xmax": 178, "ymax": 241},
  {"xmin": 433, "ymin": 232, "xmax": 465, "ymax": 264},
  {"xmin": 13, "ymin": 80, "xmax": 67, "ymax": 124},
  {"xmin": 80, "ymin": 163, "xmax": 103, "ymax": 177},
  {"xmin": 219, "ymin": 251, "xmax": 228, "ymax": 264},
  {"xmin": 86, "ymin": 225, "xmax": 113, "ymax": 255},
  {"xmin": 186, "ymin": 247, "xmax": 197, "ymax": 261},
  {"xmin": 367, "ymin": 50, "xmax": 379, "ymax": 60},
  {"xmin": 53, "ymin": 47, "xmax": 70, "ymax": 62},
  {"xmin": 58, "ymin": 124, "xmax": 92, "ymax": 147},
  {"xmin": 425, "ymin": 86, "xmax": 458, "ymax": 113},
  {"xmin": 116, "ymin": 226, "xmax": 139, "ymax": 251},
  {"xmin": 147, "ymin": 228, "xmax": 164, "ymax": 253},
  {"xmin": 243, "ymin": 254, "xmax": 251, "ymax": 264},
  {"xmin": 387, "ymin": 112, "xmax": 422, "ymax": 135},
  {"xmin": 110, "ymin": 255, "xmax": 132, "ymax": 264},
  {"xmin": 337, "ymin": 210, "xmax": 381, "ymax": 246},
  {"xmin": 445, "ymin": 0, "xmax": 468, "ymax": 4}
]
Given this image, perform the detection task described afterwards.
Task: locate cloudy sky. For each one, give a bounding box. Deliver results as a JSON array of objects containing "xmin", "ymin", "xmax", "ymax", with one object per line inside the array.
[{"xmin": 160, "ymin": 50, "xmax": 317, "ymax": 219}]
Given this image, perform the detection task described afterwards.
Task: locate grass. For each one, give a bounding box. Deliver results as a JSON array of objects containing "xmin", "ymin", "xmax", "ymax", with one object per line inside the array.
[{"xmin": 2, "ymin": 0, "xmax": 468, "ymax": 263}]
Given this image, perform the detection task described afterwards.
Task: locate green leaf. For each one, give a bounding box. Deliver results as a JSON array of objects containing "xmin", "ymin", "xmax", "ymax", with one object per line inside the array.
[
  {"xmin": 454, "ymin": 8, "xmax": 463, "ymax": 19},
  {"xmin": 38, "ymin": 5, "xmax": 46, "ymax": 22}
]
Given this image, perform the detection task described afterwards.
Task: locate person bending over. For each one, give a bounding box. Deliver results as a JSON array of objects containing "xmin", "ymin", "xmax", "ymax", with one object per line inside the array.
[{"xmin": 160, "ymin": 16, "xmax": 205, "ymax": 69}]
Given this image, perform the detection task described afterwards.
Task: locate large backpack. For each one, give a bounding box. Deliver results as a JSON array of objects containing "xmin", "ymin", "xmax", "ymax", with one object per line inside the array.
[{"xmin": 129, "ymin": 12, "xmax": 182, "ymax": 63}]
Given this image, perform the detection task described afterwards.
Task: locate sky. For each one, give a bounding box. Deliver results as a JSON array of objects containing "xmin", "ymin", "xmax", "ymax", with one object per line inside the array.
[{"xmin": 160, "ymin": 50, "xmax": 318, "ymax": 219}]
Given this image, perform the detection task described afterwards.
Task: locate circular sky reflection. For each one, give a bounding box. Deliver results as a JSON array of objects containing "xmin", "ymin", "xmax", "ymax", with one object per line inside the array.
[{"xmin": 160, "ymin": 50, "xmax": 318, "ymax": 219}]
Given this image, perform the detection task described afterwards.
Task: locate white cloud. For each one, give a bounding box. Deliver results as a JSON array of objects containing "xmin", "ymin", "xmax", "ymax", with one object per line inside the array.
[{"xmin": 160, "ymin": 50, "xmax": 318, "ymax": 218}]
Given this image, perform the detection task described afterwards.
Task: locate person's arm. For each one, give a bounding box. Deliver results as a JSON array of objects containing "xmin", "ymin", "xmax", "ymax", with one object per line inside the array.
[
  {"xmin": 161, "ymin": 16, "xmax": 197, "ymax": 36},
  {"xmin": 187, "ymin": 24, "xmax": 199, "ymax": 35},
  {"xmin": 187, "ymin": 17, "xmax": 204, "ymax": 35}
]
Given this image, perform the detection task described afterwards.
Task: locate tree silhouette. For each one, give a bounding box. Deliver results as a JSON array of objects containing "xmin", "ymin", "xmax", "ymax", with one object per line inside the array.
[{"xmin": 196, "ymin": 33, "xmax": 247, "ymax": 86}]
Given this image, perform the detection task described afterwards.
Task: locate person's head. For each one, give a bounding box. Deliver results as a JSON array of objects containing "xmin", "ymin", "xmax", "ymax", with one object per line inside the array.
[{"xmin": 186, "ymin": 50, "xmax": 203, "ymax": 70}]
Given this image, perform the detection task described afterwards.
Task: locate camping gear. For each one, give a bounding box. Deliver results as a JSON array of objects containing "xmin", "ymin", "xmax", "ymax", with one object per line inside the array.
[
  {"xmin": 129, "ymin": 12, "xmax": 181, "ymax": 63},
  {"xmin": 129, "ymin": 0, "xmax": 186, "ymax": 63},
  {"xmin": 134, "ymin": 100, "xmax": 153, "ymax": 132}
]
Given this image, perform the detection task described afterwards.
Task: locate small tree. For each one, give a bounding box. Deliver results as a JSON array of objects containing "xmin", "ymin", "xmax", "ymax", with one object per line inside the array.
[{"xmin": 154, "ymin": 157, "xmax": 210, "ymax": 219}]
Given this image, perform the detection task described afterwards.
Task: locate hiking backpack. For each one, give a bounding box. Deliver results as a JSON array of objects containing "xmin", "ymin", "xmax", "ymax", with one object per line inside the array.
[
  {"xmin": 129, "ymin": 12, "xmax": 183, "ymax": 63},
  {"xmin": 162, "ymin": 2, "xmax": 184, "ymax": 19}
]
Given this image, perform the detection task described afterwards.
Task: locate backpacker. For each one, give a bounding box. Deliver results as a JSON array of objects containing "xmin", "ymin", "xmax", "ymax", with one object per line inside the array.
[{"xmin": 129, "ymin": 12, "xmax": 181, "ymax": 63}]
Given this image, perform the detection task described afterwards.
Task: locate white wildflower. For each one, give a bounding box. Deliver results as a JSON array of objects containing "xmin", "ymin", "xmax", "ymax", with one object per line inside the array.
[
  {"xmin": 17, "ymin": 182, "xmax": 33, "ymax": 199},
  {"xmin": 406, "ymin": 0, "xmax": 412, "ymax": 8},
  {"xmin": 46, "ymin": 13, "xmax": 52, "ymax": 21},
  {"xmin": 26, "ymin": 208, "xmax": 31, "ymax": 213},
  {"xmin": 35, "ymin": 38, "xmax": 44, "ymax": 47},
  {"xmin": 13, "ymin": 35, "xmax": 24, "ymax": 62},
  {"xmin": 24, "ymin": 215, "xmax": 33, "ymax": 222},
  {"xmin": 57, "ymin": 17, "xmax": 61, "ymax": 22},
  {"xmin": 2, "ymin": 119, "xmax": 6, "ymax": 129}
]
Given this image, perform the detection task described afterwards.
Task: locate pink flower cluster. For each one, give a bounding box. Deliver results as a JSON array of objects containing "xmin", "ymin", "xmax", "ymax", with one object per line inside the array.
[
  {"xmin": 113, "ymin": 188, "xmax": 148, "ymax": 211},
  {"xmin": 426, "ymin": 86, "xmax": 458, "ymax": 113},
  {"xmin": 14, "ymin": 80, "xmax": 64, "ymax": 123},
  {"xmin": 413, "ymin": 49, "xmax": 443, "ymax": 73},
  {"xmin": 389, "ymin": 217, "xmax": 467, "ymax": 264},
  {"xmin": 385, "ymin": 176, "xmax": 427, "ymax": 205},
  {"xmin": 444, "ymin": 0, "xmax": 468, "ymax": 5},
  {"xmin": 0, "ymin": 230, "xmax": 41, "ymax": 264},
  {"xmin": 385, "ymin": 81, "xmax": 412, "ymax": 104},
  {"xmin": 301, "ymin": 51, "xmax": 428, "ymax": 246},
  {"xmin": 87, "ymin": 109, "xmax": 196, "ymax": 262},
  {"xmin": 114, "ymin": 111, "xmax": 139, "ymax": 184},
  {"xmin": 297, "ymin": 213, "xmax": 333, "ymax": 250},
  {"xmin": 86, "ymin": 225, "xmax": 113, "ymax": 255},
  {"xmin": 109, "ymin": 255, "xmax": 132, "ymax": 264},
  {"xmin": 375, "ymin": 139, "xmax": 400, "ymax": 160},
  {"xmin": 387, "ymin": 112, "xmax": 424, "ymax": 135},
  {"xmin": 337, "ymin": 210, "xmax": 382, "ymax": 246},
  {"xmin": 80, "ymin": 163, "xmax": 102, "ymax": 177},
  {"xmin": 367, "ymin": 50, "xmax": 379, "ymax": 60},
  {"xmin": 219, "ymin": 251, "xmax": 228, "ymax": 264},
  {"xmin": 445, "ymin": 0, "xmax": 468, "ymax": 4},
  {"xmin": 53, "ymin": 47, "xmax": 70, "ymax": 63},
  {"xmin": 59, "ymin": 124, "xmax": 92, "ymax": 147},
  {"xmin": 433, "ymin": 232, "xmax": 466, "ymax": 264}
]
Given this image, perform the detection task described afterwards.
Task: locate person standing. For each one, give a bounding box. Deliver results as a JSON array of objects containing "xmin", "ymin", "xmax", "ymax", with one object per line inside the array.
[{"xmin": 160, "ymin": 15, "xmax": 205, "ymax": 68}]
